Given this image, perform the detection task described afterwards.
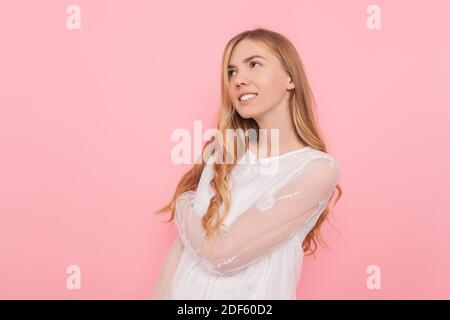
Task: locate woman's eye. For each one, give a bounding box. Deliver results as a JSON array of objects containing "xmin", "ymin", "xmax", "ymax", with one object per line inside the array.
[{"xmin": 228, "ymin": 61, "xmax": 261, "ymax": 78}]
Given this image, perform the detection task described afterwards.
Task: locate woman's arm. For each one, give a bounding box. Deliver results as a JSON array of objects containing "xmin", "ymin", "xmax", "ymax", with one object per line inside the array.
[
  {"xmin": 174, "ymin": 156, "xmax": 341, "ymax": 277},
  {"xmin": 150, "ymin": 236, "xmax": 184, "ymax": 299}
]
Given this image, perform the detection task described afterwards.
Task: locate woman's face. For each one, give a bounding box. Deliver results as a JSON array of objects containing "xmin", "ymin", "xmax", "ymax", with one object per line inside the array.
[{"xmin": 227, "ymin": 38, "xmax": 294, "ymax": 120}]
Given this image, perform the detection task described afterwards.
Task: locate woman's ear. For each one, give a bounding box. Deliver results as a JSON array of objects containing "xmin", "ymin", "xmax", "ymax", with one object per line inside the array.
[{"xmin": 287, "ymin": 78, "xmax": 295, "ymax": 91}]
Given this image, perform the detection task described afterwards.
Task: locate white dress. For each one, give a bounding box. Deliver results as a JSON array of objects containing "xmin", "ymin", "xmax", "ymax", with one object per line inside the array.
[{"xmin": 166, "ymin": 145, "xmax": 341, "ymax": 300}]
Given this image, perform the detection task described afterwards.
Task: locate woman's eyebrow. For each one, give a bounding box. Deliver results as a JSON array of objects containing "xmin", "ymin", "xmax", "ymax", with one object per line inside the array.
[{"xmin": 228, "ymin": 55, "xmax": 267, "ymax": 69}]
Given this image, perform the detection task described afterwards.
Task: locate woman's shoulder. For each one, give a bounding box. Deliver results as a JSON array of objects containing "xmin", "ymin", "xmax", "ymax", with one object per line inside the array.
[{"xmin": 291, "ymin": 146, "xmax": 341, "ymax": 175}]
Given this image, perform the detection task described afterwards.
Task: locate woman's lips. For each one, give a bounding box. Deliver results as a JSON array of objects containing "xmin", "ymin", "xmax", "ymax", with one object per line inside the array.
[{"xmin": 239, "ymin": 94, "xmax": 258, "ymax": 105}]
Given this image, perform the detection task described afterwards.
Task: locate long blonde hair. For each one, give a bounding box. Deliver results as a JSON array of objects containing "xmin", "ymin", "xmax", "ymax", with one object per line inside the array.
[{"xmin": 154, "ymin": 28, "xmax": 342, "ymax": 257}]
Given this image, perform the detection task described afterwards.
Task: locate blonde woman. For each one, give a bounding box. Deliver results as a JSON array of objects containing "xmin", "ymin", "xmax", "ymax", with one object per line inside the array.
[{"xmin": 152, "ymin": 28, "xmax": 342, "ymax": 300}]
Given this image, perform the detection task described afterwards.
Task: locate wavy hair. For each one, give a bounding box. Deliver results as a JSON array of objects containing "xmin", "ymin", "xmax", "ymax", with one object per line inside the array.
[{"xmin": 155, "ymin": 28, "xmax": 343, "ymax": 257}]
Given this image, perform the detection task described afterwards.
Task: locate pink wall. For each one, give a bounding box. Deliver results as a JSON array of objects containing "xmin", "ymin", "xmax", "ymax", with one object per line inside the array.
[{"xmin": 0, "ymin": 0, "xmax": 449, "ymax": 299}]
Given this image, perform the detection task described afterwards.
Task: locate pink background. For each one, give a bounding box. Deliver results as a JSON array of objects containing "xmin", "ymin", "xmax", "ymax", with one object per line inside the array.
[{"xmin": 1, "ymin": 0, "xmax": 449, "ymax": 299}]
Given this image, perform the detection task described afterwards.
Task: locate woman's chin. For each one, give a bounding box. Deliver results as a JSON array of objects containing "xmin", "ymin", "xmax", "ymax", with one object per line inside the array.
[
  {"xmin": 236, "ymin": 106, "xmax": 258, "ymax": 119},
  {"xmin": 239, "ymin": 112, "xmax": 254, "ymax": 119}
]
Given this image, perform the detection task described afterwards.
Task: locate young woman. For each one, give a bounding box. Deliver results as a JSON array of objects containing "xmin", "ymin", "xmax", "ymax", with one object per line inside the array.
[{"xmin": 151, "ymin": 28, "xmax": 343, "ymax": 300}]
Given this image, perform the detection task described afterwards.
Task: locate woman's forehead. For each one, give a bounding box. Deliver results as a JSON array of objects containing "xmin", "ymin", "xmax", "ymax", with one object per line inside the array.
[{"xmin": 229, "ymin": 39, "xmax": 275, "ymax": 64}]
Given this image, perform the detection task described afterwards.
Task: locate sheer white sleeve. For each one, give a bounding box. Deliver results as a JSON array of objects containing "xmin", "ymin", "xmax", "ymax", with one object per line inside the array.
[{"xmin": 175, "ymin": 157, "xmax": 341, "ymax": 277}]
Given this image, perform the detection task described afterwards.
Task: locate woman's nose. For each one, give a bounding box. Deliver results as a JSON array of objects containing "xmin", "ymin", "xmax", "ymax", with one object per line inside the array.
[{"xmin": 234, "ymin": 74, "xmax": 250, "ymax": 87}]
